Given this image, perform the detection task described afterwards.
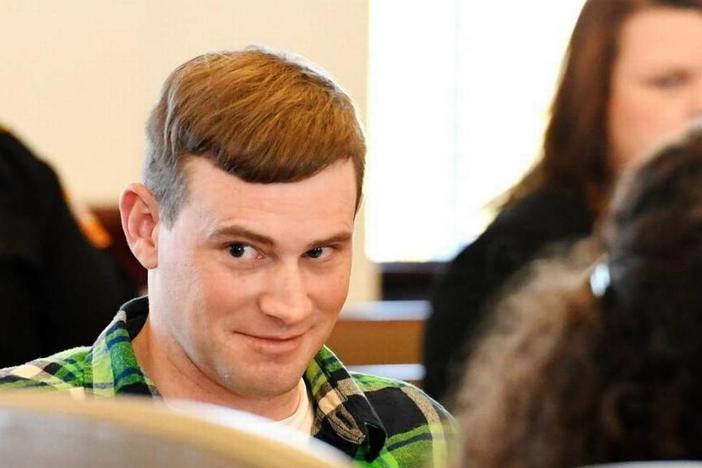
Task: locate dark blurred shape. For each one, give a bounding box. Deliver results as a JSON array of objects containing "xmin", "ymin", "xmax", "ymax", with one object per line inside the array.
[{"xmin": 0, "ymin": 129, "xmax": 137, "ymax": 367}]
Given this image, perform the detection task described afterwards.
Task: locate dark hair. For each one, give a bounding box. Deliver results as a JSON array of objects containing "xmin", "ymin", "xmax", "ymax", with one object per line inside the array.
[
  {"xmin": 505, "ymin": 0, "xmax": 702, "ymax": 215},
  {"xmin": 144, "ymin": 47, "xmax": 365, "ymax": 226},
  {"xmin": 456, "ymin": 127, "xmax": 702, "ymax": 466},
  {"xmin": 595, "ymin": 127, "xmax": 702, "ymax": 460}
]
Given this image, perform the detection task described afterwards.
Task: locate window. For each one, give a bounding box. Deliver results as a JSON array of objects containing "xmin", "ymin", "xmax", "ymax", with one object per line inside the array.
[{"xmin": 366, "ymin": 1, "xmax": 586, "ymax": 262}]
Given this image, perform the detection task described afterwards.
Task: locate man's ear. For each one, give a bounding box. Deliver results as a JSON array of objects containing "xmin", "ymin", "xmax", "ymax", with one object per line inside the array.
[{"xmin": 119, "ymin": 183, "xmax": 161, "ymax": 270}]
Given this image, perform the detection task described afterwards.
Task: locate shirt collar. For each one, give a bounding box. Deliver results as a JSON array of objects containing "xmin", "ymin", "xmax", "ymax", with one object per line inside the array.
[
  {"xmin": 305, "ymin": 346, "xmax": 387, "ymax": 461},
  {"xmin": 87, "ymin": 296, "xmax": 156, "ymax": 396}
]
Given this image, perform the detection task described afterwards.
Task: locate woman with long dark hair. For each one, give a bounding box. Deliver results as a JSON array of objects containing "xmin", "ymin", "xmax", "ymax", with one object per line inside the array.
[{"xmin": 423, "ymin": 0, "xmax": 702, "ymax": 402}]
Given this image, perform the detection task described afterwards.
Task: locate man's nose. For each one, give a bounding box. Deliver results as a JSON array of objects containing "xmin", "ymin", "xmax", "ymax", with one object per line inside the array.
[{"xmin": 258, "ymin": 261, "xmax": 314, "ymax": 325}]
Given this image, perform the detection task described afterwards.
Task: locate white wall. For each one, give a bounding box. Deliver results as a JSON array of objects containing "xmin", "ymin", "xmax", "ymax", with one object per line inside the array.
[{"xmin": 0, "ymin": 0, "xmax": 378, "ymax": 304}]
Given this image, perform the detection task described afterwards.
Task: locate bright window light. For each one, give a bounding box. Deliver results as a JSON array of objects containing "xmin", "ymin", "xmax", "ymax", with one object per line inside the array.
[{"xmin": 366, "ymin": 1, "xmax": 585, "ymax": 262}]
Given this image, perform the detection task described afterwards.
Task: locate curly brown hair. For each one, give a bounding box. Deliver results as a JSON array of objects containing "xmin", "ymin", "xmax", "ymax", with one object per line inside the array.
[{"xmin": 455, "ymin": 127, "xmax": 702, "ymax": 467}]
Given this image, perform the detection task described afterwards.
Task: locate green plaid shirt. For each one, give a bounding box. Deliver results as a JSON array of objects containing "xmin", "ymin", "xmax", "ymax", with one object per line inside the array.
[{"xmin": 0, "ymin": 297, "xmax": 455, "ymax": 467}]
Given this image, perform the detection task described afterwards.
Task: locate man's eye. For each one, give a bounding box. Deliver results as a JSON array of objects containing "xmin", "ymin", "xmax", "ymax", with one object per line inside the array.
[
  {"xmin": 228, "ymin": 243, "xmax": 257, "ymax": 259},
  {"xmin": 305, "ymin": 247, "xmax": 330, "ymax": 259}
]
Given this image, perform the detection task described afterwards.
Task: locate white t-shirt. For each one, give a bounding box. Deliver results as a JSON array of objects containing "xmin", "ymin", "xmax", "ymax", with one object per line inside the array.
[
  {"xmin": 276, "ymin": 378, "xmax": 314, "ymax": 435},
  {"xmin": 162, "ymin": 378, "xmax": 314, "ymax": 435}
]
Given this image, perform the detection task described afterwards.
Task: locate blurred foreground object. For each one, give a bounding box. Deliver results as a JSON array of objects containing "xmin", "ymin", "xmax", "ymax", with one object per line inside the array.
[{"xmin": 0, "ymin": 391, "xmax": 350, "ymax": 468}]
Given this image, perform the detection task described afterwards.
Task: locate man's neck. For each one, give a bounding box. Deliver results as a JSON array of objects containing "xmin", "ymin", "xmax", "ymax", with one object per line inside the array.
[{"xmin": 131, "ymin": 318, "xmax": 301, "ymax": 421}]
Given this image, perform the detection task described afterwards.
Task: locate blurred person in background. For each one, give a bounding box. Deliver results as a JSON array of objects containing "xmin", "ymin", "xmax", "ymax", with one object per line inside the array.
[
  {"xmin": 0, "ymin": 126, "xmax": 136, "ymax": 367},
  {"xmin": 454, "ymin": 125, "xmax": 702, "ymax": 467},
  {"xmin": 423, "ymin": 0, "xmax": 702, "ymax": 402}
]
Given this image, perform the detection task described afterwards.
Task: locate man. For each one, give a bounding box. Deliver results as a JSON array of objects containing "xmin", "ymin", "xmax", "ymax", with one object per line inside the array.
[{"xmin": 0, "ymin": 48, "xmax": 454, "ymax": 466}]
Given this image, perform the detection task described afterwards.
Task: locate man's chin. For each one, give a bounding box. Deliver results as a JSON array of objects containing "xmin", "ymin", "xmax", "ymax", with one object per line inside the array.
[{"xmin": 215, "ymin": 365, "xmax": 306, "ymax": 400}]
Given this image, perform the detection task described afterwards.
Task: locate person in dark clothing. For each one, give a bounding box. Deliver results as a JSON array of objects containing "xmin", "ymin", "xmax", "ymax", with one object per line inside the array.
[
  {"xmin": 425, "ymin": 189, "xmax": 593, "ymax": 400},
  {"xmin": 423, "ymin": 0, "xmax": 702, "ymax": 402},
  {"xmin": 0, "ymin": 127, "xmax": 136, "ymax": 367}
]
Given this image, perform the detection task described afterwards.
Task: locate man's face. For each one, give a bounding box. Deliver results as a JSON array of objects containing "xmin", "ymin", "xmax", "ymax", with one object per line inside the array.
[{"xmin": 149, "ymin": 157, "xmax": 356, "ymax": 400}]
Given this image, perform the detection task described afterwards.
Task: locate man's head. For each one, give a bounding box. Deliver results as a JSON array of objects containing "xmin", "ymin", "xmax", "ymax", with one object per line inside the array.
[
  {"xmin": 120, "ymin": 47, "xmax": 364, "ymax": 416},
  {"xmin": 143, "ymin": 47, "xmax": 365, "ymax": 226}
]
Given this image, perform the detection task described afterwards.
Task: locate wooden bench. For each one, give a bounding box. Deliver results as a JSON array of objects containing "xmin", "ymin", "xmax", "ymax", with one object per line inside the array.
[{"xmin": 327, "ymin": 300, "xmax": 429, "ymax": 386}]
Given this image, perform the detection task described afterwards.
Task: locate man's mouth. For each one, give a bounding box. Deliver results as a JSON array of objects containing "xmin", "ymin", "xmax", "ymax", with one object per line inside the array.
[{"xmin": 238, "ymin": 332, "xmax": 304, "ymax": 352}]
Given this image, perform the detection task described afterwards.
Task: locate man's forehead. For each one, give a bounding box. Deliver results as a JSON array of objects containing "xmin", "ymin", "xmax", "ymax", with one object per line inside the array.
[
  {"xmin": 184, "ymin": 155, "xmax": 352, "ymax": 193},
  {"xmin": 179, "ymin": 157, "xmax": 357, "ymax": 233}
]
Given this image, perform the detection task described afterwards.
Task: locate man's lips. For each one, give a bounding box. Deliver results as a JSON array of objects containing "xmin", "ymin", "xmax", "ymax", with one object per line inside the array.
[
  {"xmin": 237, "ymin": 332, "xmax": 305, "ymax": 352},
  {"xmin": 240, "ymin": 333, "xmax": 303, "ymax": 341}
]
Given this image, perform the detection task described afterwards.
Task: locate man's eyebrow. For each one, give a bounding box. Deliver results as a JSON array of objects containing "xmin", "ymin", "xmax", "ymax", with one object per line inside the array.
[
  {"xmin": 209, "ymin": 226, "xmax": 275, "ymax": 247},
  {"xmin": 308, "ymin": 232, "xmax": 353, "ymax": 248}
]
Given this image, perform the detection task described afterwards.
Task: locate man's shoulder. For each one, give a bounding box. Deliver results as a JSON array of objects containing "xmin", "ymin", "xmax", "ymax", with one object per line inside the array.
[
  {"xmin": 311, "ymin": 348, "xmax": 455, "ymax": 430},
  {"xmin": 349, "ymin": 372, "xmax": 456, "ymax": 466},
  {"xmin": 0, "ymin": 346, "xmax": 91, "ymax": 391},
  {"xmin": 350, "ymin": 371, "xmax": 454, "ymax": 425}
]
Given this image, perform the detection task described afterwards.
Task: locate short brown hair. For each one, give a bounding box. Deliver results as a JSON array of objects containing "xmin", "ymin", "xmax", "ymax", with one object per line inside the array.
[
  {"xmin": 144, "ymin": 47, "xmax": 365, "ymax": 225},
  {"xmin": 505, "ymin": 0, "xmax": 702, "ymax": 215}
]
